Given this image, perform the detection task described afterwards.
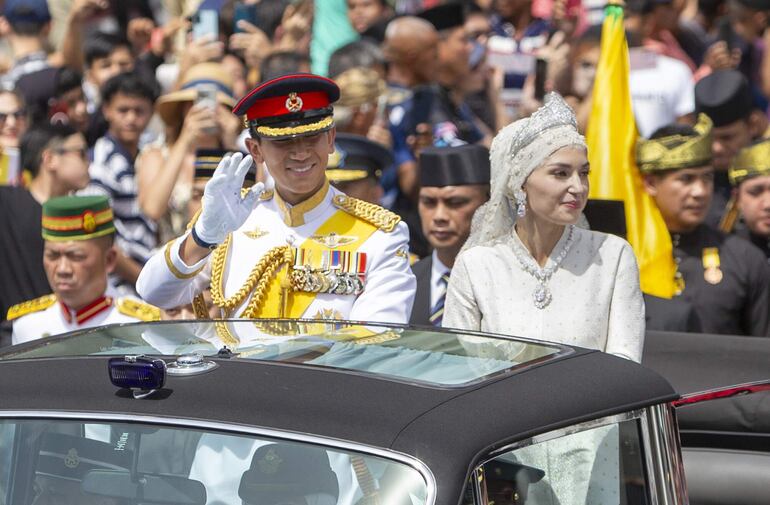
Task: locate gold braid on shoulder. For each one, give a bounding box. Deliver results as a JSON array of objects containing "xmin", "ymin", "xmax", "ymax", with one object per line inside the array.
[
  {"xmin": 209, "ymin": 234, "xmax": 293, "ymax": 317},
  {"xmin": 332, "ymin": 195, "xmax": 401, "ymax": 232}
]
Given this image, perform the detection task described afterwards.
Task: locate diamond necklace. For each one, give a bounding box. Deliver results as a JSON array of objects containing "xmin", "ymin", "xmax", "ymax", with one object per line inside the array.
[{"xmin": 511, "ymin": 225, "xmax": 576, "ymax": 309}]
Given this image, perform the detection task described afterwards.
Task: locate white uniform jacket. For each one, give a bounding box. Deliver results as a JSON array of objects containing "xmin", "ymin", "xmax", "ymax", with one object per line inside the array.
[
  {"xmin": 136, "ymin": 183, "xmax": 416, "ymax": 324},
  {"xmin": 11, "ymin": 289, "xmax": 159, "ymax": 345}
]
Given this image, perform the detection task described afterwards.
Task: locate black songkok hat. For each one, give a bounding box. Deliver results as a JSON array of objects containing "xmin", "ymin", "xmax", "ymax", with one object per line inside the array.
[
  {"xmin": 194, "ymin": 149, "xmax": 256, "ymax": 184},
  {"xmin": 419, "ymin": 145, "xmax": 490, "ymax": 187},
  {"xmin": 233, "ymin": 73, "xmax": 340, "ymax": 140},
  {"xmin": 695, "ymin": 70, "xmax": 752, "ymax": 127},
  {"xmin": 327, "ymin": 133, "xmax": 393, "ymax": 182},
  {"xmin": 417, "ymin": 3, "xmax": 465, "ymax": 31}
]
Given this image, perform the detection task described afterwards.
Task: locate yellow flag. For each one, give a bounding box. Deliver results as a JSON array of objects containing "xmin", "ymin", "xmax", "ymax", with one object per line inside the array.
[{"xmin": 586, "ymin": 3, "xmax": 677, "ymax": 298}]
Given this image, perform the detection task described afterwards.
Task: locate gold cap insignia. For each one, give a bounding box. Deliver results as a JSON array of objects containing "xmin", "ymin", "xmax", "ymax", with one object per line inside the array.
[
  {"xmin": 64, "ymin": 448, "xmax": 80, "ymax": 468},
  {"xmin": 82, "ymin": 211, "xmax": 96, "ymax": 233},
  {"xmin": 285, "ymin": 92, "xmax": 303, "ymax": 113},
  {"xmin": 257, "ymin": 448, "xmax": 282, "ymax": 475},
  {"xmin": 637, "ymin": 114, "xmax": 713, "ymax": 173}
]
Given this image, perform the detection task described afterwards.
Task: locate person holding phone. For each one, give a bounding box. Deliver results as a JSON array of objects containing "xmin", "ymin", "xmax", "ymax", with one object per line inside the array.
[
  {"xmin": 137, "ymin": 73, "xmax": 415, "ymax": 323},
  {"xmin": 417, "ymin": 4, "xmax": 492, "ymax": 148},
  {"xmin": 136, "ymin": 63, "xmax": 242, "ymax": 244}
]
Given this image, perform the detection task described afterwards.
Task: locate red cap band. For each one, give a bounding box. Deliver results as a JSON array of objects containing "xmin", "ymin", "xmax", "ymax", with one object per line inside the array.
[{"xmin": 245, "ymin": 91, "xmax": 330, "ymax": 121}]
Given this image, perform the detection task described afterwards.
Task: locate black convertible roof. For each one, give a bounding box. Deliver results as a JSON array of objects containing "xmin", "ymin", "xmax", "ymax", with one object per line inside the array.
[{"xmin": 0, "ymin": 324, "xmax": 677, "ymax": 505}]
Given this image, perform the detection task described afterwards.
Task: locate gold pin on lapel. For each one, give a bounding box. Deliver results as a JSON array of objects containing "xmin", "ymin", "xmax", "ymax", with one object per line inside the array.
[{"xmin": 309, "ymin": 232, "xmax": 358, "ymax": 249}]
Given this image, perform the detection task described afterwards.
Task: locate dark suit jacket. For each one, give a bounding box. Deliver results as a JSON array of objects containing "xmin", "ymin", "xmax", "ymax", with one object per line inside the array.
[
  {"xmin": 410, "ymin": 256, "xmax": 433, "ymax": 326},
  {"xmin": 643, "ymin": 294, "xmax": 701, "ymax": 333}
]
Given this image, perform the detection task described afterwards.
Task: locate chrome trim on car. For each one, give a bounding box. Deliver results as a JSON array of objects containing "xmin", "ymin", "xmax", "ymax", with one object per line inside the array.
[
  {"xmin": 486, "ymin": 409, "xmax": 645, "ymax": 458},
  {"xmin": 0, "ymin": 410, "xmax": 437, "ymax": 505},
  {"xmin": 645, "ymin": 404, "xmax": 688, "ymax": 505},
  {"xmin": 639, "ymin": 411, "xmax": 661, "ymax": 505}
]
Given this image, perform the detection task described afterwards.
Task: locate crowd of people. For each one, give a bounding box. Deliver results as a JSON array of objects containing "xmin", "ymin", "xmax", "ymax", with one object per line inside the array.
[{"xmin": 1, "ymin": 0, "xmax": 770, "ymax": 353}]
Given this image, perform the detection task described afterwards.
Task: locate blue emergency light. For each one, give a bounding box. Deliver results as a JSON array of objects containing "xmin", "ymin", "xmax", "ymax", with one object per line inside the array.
[{"xmin": 108, "ymin": 355, "xmax": 166, "ymax": 398}]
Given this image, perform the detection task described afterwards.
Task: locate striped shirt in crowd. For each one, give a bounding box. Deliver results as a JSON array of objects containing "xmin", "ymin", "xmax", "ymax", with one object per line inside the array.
[
  {"xmin": 81, "ymin": 134, "xmax": 157, "ymax": 263},
  {"xmin": 1, "ymin": 51, "xmax": 50, "ymax": 88}
]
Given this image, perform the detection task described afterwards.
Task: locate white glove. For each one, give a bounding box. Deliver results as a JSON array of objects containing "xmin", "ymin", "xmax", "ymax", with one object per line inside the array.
[{"xmin": 193, "ymin": 152, "xmax": 264, "ymax": 246}]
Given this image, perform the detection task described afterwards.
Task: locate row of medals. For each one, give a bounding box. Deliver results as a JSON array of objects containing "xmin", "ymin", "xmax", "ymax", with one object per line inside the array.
[{"xmin": 290, "ymin": 266, "xmax": 365, "ymax": 295}]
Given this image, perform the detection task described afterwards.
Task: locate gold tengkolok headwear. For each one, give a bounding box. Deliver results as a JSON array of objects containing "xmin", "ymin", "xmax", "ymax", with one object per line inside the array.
[
  {"xmin": 636, "ymin": 114, "xmax": 713, "ymax": 173},
  {"xmin": 334, "ymin": 67, "xmax": 386, "ymax": 108},
  {"xmin": 729, "ymin": 138, "xmax": 770, "ymax": 186}
]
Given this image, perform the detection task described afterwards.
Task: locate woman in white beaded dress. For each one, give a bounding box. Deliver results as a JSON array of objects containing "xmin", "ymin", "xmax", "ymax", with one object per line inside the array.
[
  {"xmin": 443, "ymin": 92, "xmax": 645, "ymax": 363},
  {"xmin": 443, "ymin": 93, "xmax": 645, "ymax": 505}
]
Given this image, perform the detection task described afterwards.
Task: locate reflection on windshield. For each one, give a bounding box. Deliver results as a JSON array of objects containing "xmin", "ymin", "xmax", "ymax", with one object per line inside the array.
[
  {"xmin": 1, "ymin": 321, "xmax": 567, "ymax": 387},
  {"xmin": 0, "ymin": 419, "xmax": 427, "ymax": 505}
]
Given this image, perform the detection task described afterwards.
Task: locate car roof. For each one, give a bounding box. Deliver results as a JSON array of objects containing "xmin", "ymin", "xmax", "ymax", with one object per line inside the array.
[{"xmin": 0, "ymin": 337, "xmax": 677, "ymax": 504}]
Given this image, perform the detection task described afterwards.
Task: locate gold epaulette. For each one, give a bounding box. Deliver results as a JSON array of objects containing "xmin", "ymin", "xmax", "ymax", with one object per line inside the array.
[
  {"xmin": 332, "ymin": 195, "xmax": 401, "ymax": 232},
  {"xmin": 6, "ymin": 294, "xmax": 57, "ymax": 321},
  {"xmin": 117, "ymin": 298, "xmax": 161, "ymax": 322}
]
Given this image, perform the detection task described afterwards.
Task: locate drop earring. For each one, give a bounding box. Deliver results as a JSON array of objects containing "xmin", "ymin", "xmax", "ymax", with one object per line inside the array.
[{"xmin": 514, "ymin": 189, "xmax": 526, "ymax": 218}]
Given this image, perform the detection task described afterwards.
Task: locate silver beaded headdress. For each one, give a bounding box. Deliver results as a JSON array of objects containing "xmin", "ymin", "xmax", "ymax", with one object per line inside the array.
[
  {"xmin": 462, "ymin": 93, "xmax": 586, "ymax": 251},
  {"xmin": 508, "ymin": 92, "xmax": 579, "ymax": 157}
]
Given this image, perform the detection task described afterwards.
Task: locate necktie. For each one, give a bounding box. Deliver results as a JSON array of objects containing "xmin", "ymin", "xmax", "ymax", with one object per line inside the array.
[{"xmin": 429, "ymin": 272, "xmax": 450, "ymax": 326}]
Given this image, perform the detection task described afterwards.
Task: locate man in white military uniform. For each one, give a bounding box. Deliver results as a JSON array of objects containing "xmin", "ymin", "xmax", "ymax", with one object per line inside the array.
[
  {"xmin": 137, "ymin": 73, "xmax": 415, "ymax": 323},
  {"xmin": 9, "ymin": 195, "xmax": 160, "ymax": 344}
]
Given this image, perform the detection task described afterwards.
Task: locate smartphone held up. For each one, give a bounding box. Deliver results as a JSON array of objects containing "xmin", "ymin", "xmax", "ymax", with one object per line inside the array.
[{"xmin": 195, "ymin": 83, "xmax": 220, "ymax": 135}]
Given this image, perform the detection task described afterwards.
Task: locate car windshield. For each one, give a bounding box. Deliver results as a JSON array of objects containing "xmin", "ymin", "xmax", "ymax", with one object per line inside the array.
[
  {"xmin": 0, "ymin": 320, "xmax": 568, "ymax": 387},
  {"xmin": 0, "ymin": 418, "xmax": 429, "ymax": 505}
]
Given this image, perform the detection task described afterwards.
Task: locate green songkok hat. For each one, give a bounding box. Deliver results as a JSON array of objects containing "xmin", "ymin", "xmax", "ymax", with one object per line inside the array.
[{"xmin": 42, "ymin": 195, "xmax": 115, "ymax": 241}]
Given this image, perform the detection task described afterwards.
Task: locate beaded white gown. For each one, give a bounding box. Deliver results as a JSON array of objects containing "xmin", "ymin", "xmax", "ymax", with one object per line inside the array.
[{"xmin": 443, "ymin": 225, "xmax": 645, "ymax": 363}]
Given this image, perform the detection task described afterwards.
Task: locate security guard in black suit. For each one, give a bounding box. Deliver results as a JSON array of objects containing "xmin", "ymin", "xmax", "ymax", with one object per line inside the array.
[
  {"xmin": 639, "ymin": 115, "xmax": 770, "ymax": 336},
  {"xmin": 410, "ymin": 145, "xmax": 490, "ymax": 326}
]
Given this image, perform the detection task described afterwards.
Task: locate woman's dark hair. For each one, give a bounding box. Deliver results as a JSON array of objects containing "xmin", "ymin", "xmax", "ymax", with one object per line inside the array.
[
  {"xmin": 101, "ymin": 72, "xmax": 158, "ymax": 105},
  {"xmin": 21, "ymin": 122, "xmax": 79, "ymax": 177},
  {"xmin": 84, "ymin": 32, "xmax": 133, "ymax": 68}
]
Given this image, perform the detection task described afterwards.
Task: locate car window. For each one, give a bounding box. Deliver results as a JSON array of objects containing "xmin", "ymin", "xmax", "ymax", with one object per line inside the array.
[
  {"xmin": 1, "ymin": 419, "xmax": 429, "ymax": 505},
  {"xmin": 477, "ymin": 417, "xmax": 649, "ymax": 505},
  {"xmin": 1, "ymin": 321, "xmax": 569, "ymax": 388}
]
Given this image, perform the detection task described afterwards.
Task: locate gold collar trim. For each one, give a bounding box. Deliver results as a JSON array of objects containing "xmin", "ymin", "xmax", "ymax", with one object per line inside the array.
[{"xmin": 274, "ymin": 179, "xmax": 330, "ymax": 227}]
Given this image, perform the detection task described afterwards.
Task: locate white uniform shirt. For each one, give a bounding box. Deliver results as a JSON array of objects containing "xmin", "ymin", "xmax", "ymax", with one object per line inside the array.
[
  {"xmin": 443, "ymin": 226, "xmax": 645, "ymax": 362},
  {"xmin": 136, "ymin": 183, "xmax": 416, "ymax": 324},
  {"xmin": 12, "ymin": 290, "xmax": 149, "ymax": 345}
]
